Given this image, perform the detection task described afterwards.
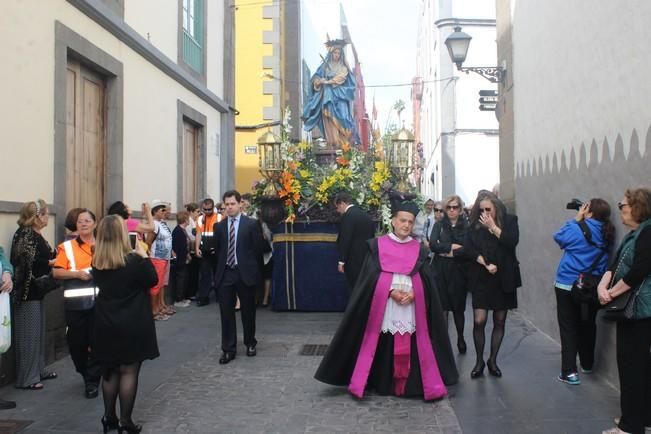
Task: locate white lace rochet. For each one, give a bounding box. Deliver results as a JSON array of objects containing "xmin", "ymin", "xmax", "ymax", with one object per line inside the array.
[{"xmin": 380, "ymin": 273, "xmax": 416, "ymax": 335}]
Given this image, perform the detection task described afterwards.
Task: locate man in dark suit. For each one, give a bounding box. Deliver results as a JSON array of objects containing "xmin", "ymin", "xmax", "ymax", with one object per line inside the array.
[
  {"xmin": 335, "ymin": 191, "xmax": 376, "ymax": 291},
  {"xmin": 212, "ymin": 190, "xmax": 264, "ymax": 364}
]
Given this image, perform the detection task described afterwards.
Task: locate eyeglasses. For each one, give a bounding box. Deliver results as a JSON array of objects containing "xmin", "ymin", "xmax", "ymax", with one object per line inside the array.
[
  {"xmin": 219, "ymin": 208, "xmax": 226, "ymax": 211},
  {"xmin": 617, "ymin": 202, "xmax": 630, "ymax": 210},
  {"xmin": 481, "ymin": 208, "xmax": 493, "ymax": 213},
  {"xmin": 446, "ymin": 205, "xmax": 460, "ymax": 210},
  {"xmin": 203, "ymin": 208, "xmax": 214, "ymax": 212},
  {"xmin": 434, "ymin": 208, "xmax": 444, "ymax": 213}
]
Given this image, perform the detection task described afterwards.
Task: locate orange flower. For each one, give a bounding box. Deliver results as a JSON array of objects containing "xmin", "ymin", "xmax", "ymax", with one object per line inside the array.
[
  {"xmin": 285, "ymin": 213, "xmax": 296, "ymax": 223},
  {"xmin": 341, "ymin": 142, "xmax": 350, "ymax": 153},
  {"xmin": 287, "ymin": 161, "xmax": 298, "ymax": 172},
  {"xmin": 336, "ymin": 156, "xmax": 349, "ymax": 166}
]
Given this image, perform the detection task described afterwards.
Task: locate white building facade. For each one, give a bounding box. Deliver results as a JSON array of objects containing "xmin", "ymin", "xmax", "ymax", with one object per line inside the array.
[
  {"xmin": 415, "ymin": 0, "xmax": 499, "ymax": 205},
  {"xmin": 0, "ymin": 0, "xmax": 235, "ymax": 373}
]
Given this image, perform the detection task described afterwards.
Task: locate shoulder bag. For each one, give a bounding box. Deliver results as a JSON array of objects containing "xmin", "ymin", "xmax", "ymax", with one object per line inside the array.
[
  {"xmin": 570, "ymin": 221, "xmax": 607, "ymax": 306},
  {"xmin": 602, "ymin": 244, "xmax": 641, "ymax": 321}
]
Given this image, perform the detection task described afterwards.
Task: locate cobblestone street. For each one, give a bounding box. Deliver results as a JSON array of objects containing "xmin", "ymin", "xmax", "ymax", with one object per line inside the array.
[{"xmin": 0, "ymin": 302, "xmax": 620, "ymax": 433}]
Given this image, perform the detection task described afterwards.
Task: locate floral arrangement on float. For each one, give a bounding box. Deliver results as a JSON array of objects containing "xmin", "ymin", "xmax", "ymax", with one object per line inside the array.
[{"xmin": 253, "ymin": 109, "xmax": 420, "ymax": 229}]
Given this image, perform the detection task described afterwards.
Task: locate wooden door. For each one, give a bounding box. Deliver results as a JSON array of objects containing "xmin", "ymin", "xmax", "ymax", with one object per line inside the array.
[
  {"xmin": 66, "ymin": 60, "xmax": 106, "ymax": 217},
  {"xmin": 182, "ymin": 120, "xmax": 199, "ymax": 204}
]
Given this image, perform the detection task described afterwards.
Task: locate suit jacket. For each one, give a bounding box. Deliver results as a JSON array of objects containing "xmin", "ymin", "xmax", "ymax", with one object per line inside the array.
[
  {"xmin": 337, "ymin": 205, "xmax": 376, "ymax": 287},
  {"xmin": 212, "ymin": 214, "xmax": 264, "ymax": 288}
]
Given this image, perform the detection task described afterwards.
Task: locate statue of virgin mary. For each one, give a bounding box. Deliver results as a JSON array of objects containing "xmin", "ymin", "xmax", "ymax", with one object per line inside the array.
[{"xmin": 303, "ymin": 39, "xmax": 359, "ymax": 148}]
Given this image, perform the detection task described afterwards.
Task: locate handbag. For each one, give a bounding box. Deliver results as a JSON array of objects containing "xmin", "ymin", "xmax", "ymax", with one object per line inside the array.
[
  {"xmin": 602, "ymin": 277, "xmax": 646, "ymax": 322},
  {"xmin": 31, "ymin": 272, "xmax": 59, "ymax": 298},
  {"xmin": 570, "ymin": 221, "xmax": 607, "ymax": 305},
  {"xmin": 0, "ymin": 292, "xmax": 11, "ymax": 353}
]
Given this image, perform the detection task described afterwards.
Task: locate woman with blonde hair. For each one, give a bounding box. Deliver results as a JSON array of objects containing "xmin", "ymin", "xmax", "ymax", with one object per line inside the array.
[
  {"xmin": 92, "ymin": 215, "xmax": 159, "ymax": 434},
  {"xmin": 10, "ymin": 199, "xmax": 57, "ymax": 390},
  {"xmin": 429, "ymin": 195, "xmax": 470, "ymax": 354}
]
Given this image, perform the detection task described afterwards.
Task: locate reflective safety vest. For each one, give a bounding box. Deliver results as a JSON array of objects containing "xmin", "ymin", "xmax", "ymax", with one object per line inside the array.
[
  {"xmin": 60, "ymin": 240, "xmax": 98, "ymax": 311},
  {"xmin": 197, "ymin": 213, "xmax": 221, "ymax": 245}
]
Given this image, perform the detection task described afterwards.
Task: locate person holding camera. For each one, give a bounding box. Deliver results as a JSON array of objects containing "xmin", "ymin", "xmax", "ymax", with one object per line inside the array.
[{"xmin": 553, "ymin": 199, "xmax": 613, "ymax": 385}]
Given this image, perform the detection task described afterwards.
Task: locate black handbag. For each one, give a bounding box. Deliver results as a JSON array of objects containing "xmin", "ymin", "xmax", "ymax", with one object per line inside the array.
[
  {"xmin": 602, "ymin": 277, "xmax": 646, "ymax": 321},
  {"xmin": 30, "ymin": 273, "xmax": 59, "ymax": 298},
  {"xmin": 570, "ymin": 222, "xmax": 607, "ymax": 305}
]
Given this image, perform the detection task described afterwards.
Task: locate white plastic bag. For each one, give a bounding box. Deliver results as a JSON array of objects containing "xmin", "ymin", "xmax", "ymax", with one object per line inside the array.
[{"xmin": 0, "ymin": 291, "xmax": 11, "ymax": 353}]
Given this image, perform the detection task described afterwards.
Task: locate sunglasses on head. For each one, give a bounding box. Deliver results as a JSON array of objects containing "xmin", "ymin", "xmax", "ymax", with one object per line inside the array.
[
  {"xmin": 446, "ymin": 205, "xmax": 460, "ymax": 210},
  {"xmin": 617, "ymin": 202, "xmax": 630, "ymax": 210},
  {"xmin": 434, "ymin": 208, "xmax": 444, "ymax": 212}
]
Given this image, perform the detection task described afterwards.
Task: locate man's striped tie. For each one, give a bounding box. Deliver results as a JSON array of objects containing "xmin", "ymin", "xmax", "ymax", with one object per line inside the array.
[{"xmin": 227, "ymin": 218, "xmax": 236, "ymax": 267}]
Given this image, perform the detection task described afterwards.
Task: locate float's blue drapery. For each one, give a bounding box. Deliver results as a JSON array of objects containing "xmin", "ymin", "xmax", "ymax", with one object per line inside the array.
[
  {"xmin": 270, "ymin": 222, "xmax": 349, "ymax": 312},
  {"xmin": 302, "ymin": 51, "xmax": 359, "ymax": 144}
]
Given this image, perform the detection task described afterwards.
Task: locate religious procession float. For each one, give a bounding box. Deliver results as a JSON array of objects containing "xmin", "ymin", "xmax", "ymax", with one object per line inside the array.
[{"xmin": 252, "ymin": 39, "xmax": 423, "ymax": 312}]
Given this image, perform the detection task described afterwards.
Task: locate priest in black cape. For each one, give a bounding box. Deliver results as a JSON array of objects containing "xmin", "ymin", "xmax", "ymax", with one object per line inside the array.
[{"xmin": 315, "ymin": 200, "xmax": 459, "ymax": 400}]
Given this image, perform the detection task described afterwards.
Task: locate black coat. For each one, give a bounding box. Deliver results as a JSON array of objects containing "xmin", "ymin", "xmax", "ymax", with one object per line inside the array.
[
  {"xmin": 212, "ymin": 214, "xmax": 264, "ymax": 288},
  {"xmin": 463, "ymin": 214, "xmax": 522, "ymax": 293},
  {"xmin": 429, "ymin": 216, "xmax": 469, "ymax": 260},
  {"xmin": 315, "ymin": 238, "xmax": 459, "ymax": 389},
  {"xmin": 429, "ymin": 216, "xmax": 469, "ymax": 312},
  {"xmin": 92, "ymin": 254, "xmax": 159, "ymax": 365},
  {"xmin": 337, "ymin": 205, "xmax": 376, "ymax": 288}
]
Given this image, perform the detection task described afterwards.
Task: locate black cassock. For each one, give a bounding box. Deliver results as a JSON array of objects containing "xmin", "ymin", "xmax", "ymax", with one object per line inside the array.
[{"xmin": 315, "ymin": 238, "xmax": 459, "ymax": 397}]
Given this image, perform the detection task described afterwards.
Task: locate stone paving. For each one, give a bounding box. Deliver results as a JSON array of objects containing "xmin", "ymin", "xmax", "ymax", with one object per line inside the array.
[{"xmin": 0, "ymin": 300, "xmax": 622, "ymax": 433}]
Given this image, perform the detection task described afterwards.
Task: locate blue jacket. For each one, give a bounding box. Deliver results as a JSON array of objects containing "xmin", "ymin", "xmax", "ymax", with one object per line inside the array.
[{"xmin": 553, "ymin": 219, "xmax": 609, "ymax": 287}]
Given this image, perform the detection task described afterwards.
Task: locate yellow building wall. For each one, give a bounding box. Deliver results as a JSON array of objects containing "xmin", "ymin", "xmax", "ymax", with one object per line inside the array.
[{"xmin": 234, "ymin": 0, "xmax": 275, "ymax": 194}]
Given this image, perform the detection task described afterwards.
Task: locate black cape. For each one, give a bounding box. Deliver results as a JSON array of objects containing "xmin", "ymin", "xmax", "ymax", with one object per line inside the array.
[{"xmin": 315, "ymin": 238, "xmax": 459, "ymax": 393}]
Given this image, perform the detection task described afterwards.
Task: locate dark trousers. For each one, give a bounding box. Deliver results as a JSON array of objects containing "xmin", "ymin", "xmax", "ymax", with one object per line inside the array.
[
  {"xmin": 555, "ymin": 287, "xmax": 597, "ymax": 375},
  {"xmin": 196, "ymin": 255, "xmax": 217, "ymax": 301},
  {"xmin": 170, "ymin": 263, "xmax": 188, "ymax": 302},
  {"xmin": 65, "ymin": 309, "xmax": 101, "ymax": 385},
  {"xmin": 218, "ymin": 267, "xmax": 257, "ymax": 354},
  {"xmin": 187, "ymin": 255, "xmax": 200, "ymax": 298},
  {"xmin": 616, "ymin": 317, "xmax": 651, "ymax": 434}
]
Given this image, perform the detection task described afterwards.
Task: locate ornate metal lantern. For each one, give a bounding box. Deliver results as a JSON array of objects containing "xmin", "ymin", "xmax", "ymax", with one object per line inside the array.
[
  {"xmin": 388, "ymin": 127, "xmax": 415, "ymax": 192},
  {"xmin": 257, "ymin": 130, "xmax": 283, "ymax": 195}
]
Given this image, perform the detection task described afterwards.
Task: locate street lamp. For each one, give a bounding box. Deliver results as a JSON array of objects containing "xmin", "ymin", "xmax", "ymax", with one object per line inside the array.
[
  {"xmin": 257, "ymin": 130, "xmax": 283, "ymax": 196},
  {"xmin": 388, "ymin": 127, "xmax": 415, "ymax": 192},
  {"xmin": 444, "ymin": 26, "xmax": 505, "ymax": 84}
]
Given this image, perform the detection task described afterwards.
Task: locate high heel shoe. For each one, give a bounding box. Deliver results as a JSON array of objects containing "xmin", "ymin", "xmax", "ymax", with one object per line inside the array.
[
  {"xmin": 101, "ymin": 415, "xmax": 119, "ymax": 433},
  {"xmin": 118, "ymin": 421, "xmax": 142, "ymax": 434},
  {"xmin": 470, "ymin": 361, "xmax": 485, "ymax": 379},
  {"xmin": 487, "ymin": 360, "xmax": 502, "ymax": 377},
  {"xmin": 457, "ymin": 338, "xmax": 467, "ymax": 354}
]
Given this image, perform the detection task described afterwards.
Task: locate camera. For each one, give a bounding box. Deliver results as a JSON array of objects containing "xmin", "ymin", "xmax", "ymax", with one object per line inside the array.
[{"xmin": 566, "ymin": 198, "xmax": 583, "ymax": 210}]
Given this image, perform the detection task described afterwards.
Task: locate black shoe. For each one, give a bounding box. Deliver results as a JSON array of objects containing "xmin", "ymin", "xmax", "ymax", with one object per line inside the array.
[
  {"xmin": 219, "ymin": 352, "xmax": 236, "ymax": 364},
  {"xmin": 117, "ymin": 421, "xmax": 142, "ymax": 434},
  {"xmin": 246, "ymin": 345, "xmax": 257, "ymax": 357},
  {"xmin": 457, "ymin": 338, "xmax": 467, "ymax": 354},
  {"xmin": 102, "ymin": 415, "xmax": 119, "ymax": 433},
  {"xmin": 196, "ymin": 298, "xmax": 209, "ymax": 307},
  {"xmin": 0, "ymin": 398, "xmax": 16, "ymax": 410},
  {"xmin": 487, "ymin": 360, "xmax": 502, "ymax": 377},
  {"xmin": 85, "ymin": 383, "xmax": 99, "ymax": 399},
  {"xmin": 471, "ymin": 361, "xmax": 485, "ymax": 379}
]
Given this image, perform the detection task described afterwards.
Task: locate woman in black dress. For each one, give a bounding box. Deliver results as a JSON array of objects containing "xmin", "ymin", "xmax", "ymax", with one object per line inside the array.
[
  {"xmin": 92, "ymin": 215, "xmax": 159, "ymax": 434},
  {"xmin": 430, "ymin": 195, "xmax": 469, "ymax": 354},
  {"xmin": 464, "ymin": 191, "xmax": 521, "ymax": 379}
]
